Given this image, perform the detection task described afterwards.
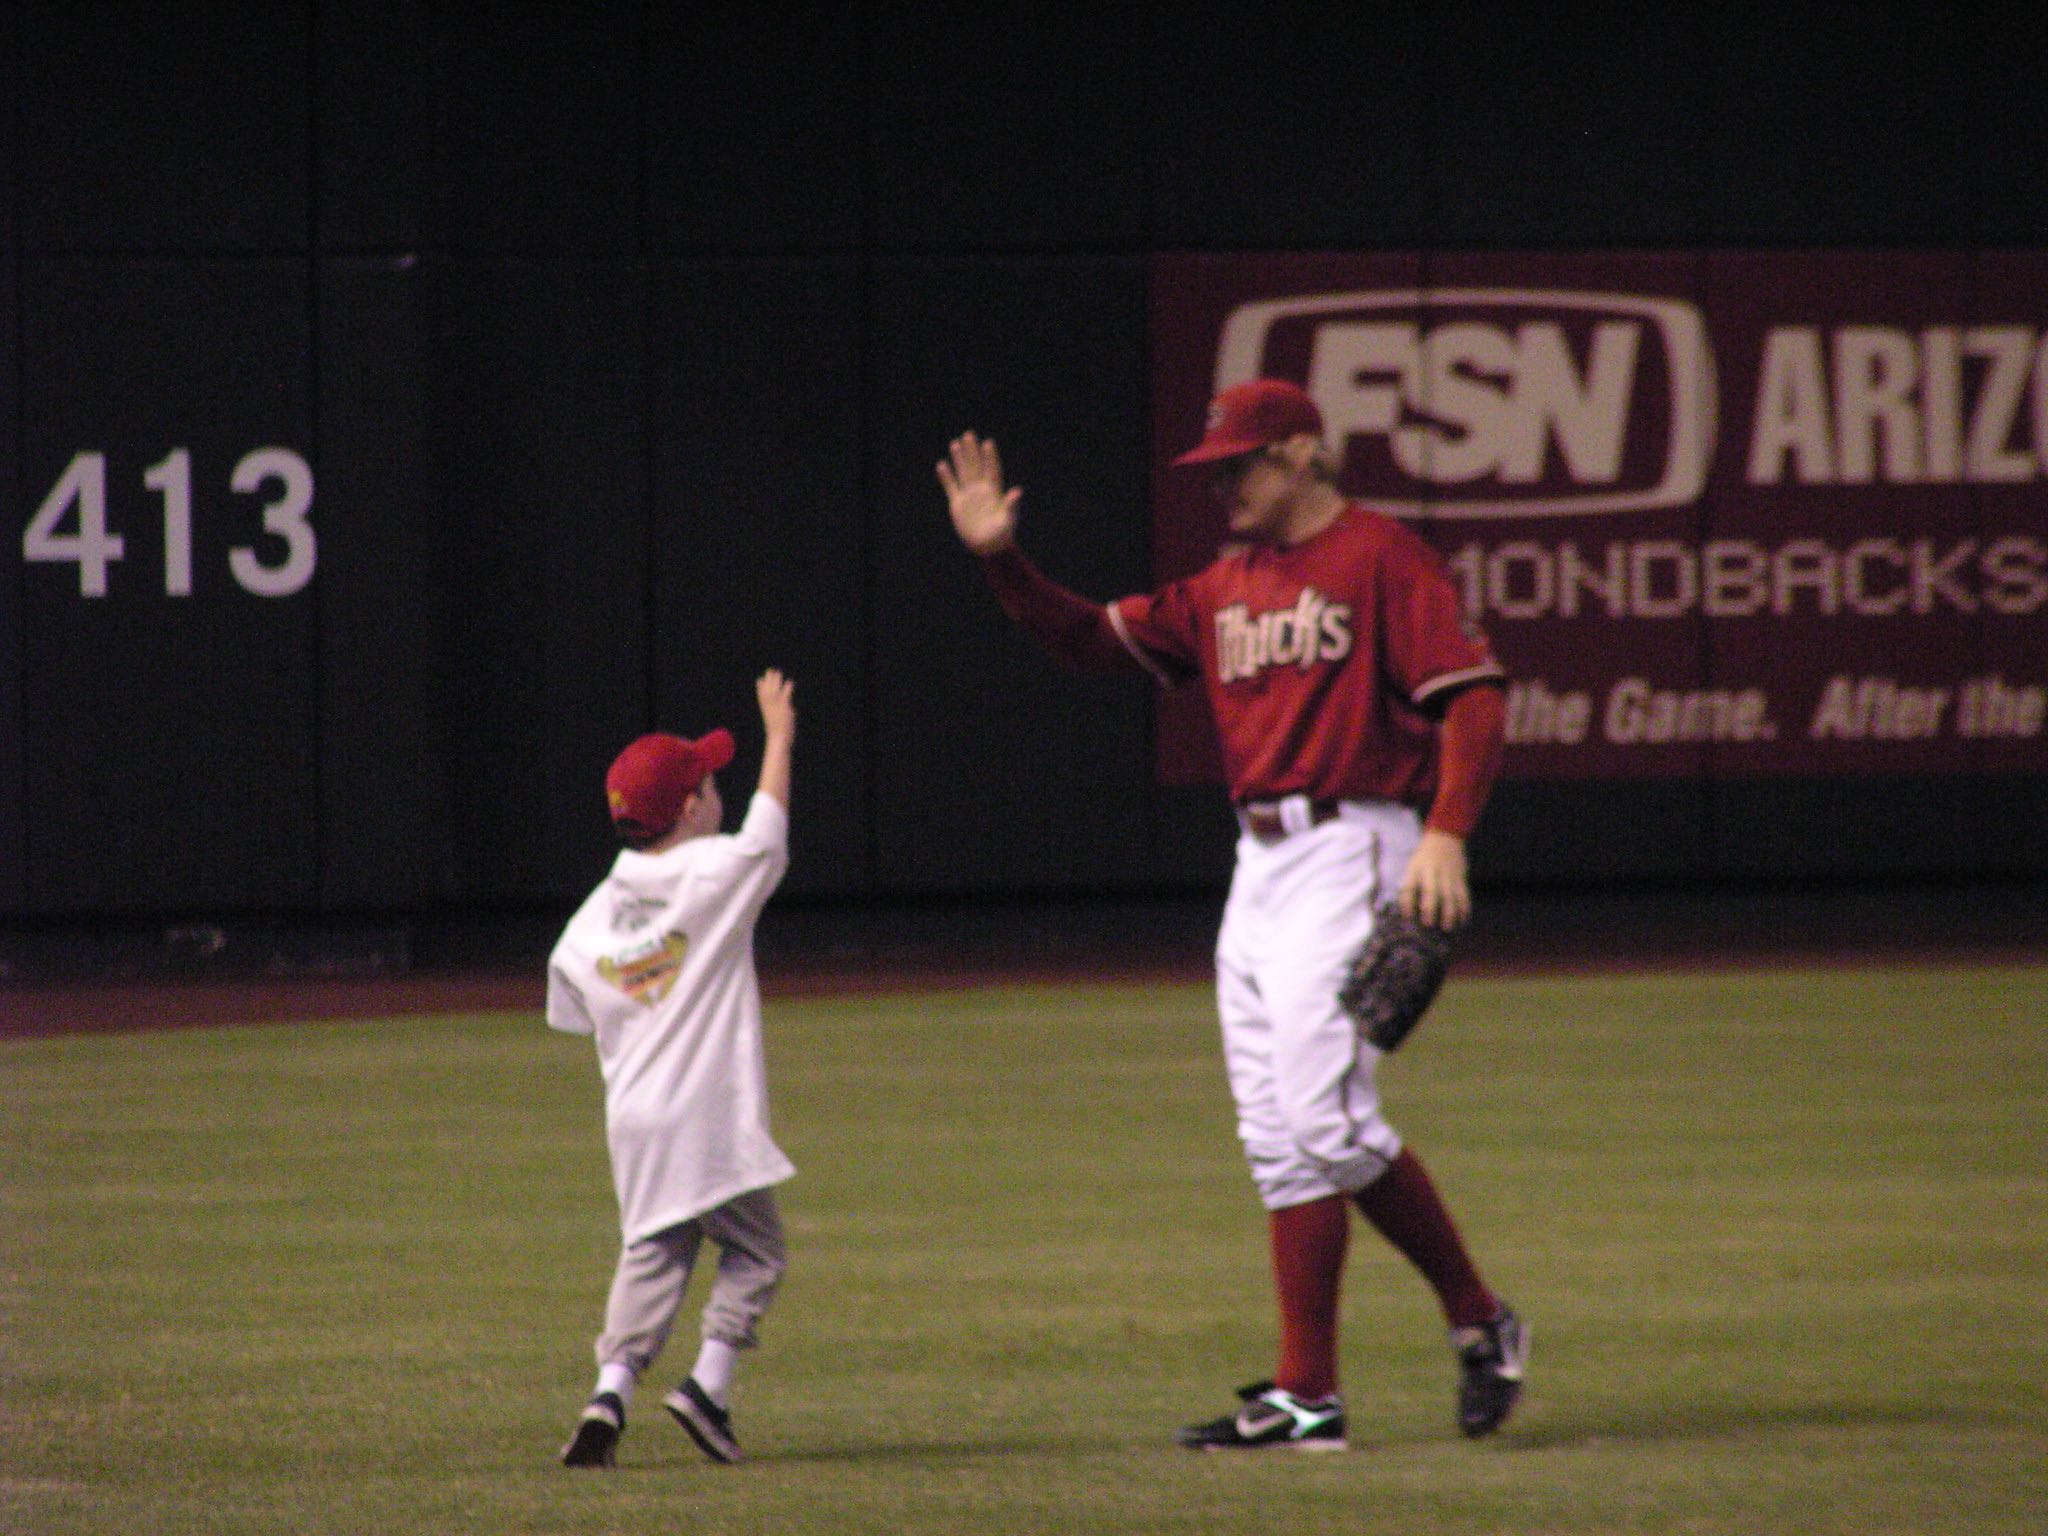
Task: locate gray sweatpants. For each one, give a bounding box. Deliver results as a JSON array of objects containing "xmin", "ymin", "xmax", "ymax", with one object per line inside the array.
[{"xmin": 595, "ymin": 1187, "xmax": 787, "ymax": 1375}]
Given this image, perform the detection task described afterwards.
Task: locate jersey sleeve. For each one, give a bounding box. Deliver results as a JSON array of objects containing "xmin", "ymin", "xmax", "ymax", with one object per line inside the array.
[
  {"xmin": 1426, "ymin": 681, "xmax": 1507, "ymax": 837},
  {"xmin": 978, "ymin": 547, "xmax": 1145, "ymax": 675},
  {"xmin": 1106, "ymin": 579, "xmax": 1204, "ymax": 688},
  {"xmin": 1376, "ymin": 527, "xmax": 1505, "ymax": 716}
]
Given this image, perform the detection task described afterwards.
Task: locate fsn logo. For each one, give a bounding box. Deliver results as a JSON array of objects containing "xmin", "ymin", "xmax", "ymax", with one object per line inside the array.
[{"xmin": 1212, "ymin": 290, "xmax": 1716, "ymax": 519}]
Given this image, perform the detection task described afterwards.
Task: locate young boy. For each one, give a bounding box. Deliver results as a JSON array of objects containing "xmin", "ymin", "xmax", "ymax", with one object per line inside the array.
[{"xmin": 549, "ymin": 669, "xmax": 797, "ymax": 1468}]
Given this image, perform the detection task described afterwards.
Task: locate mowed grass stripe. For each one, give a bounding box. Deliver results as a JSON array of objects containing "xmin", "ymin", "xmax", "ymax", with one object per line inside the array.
[{"xmin": 2, "ymin": 964, "xmax": 2043, "ymax": 1535}]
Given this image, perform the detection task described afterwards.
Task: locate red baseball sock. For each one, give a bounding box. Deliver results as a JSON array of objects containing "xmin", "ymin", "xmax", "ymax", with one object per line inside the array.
[
  {"xmin": 1268, "ymin": 1194, "xmax": 1349, "ymax": 1400},
  {"xmin": 1352, "ymin": 1148, "xmax": 1498, "ymax": 1329}
]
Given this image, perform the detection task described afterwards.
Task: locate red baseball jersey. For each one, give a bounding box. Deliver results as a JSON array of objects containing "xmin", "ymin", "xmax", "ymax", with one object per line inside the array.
[{"xmin": 1107, "ymin": 504, "xmax": 1503, "ymax": 807}]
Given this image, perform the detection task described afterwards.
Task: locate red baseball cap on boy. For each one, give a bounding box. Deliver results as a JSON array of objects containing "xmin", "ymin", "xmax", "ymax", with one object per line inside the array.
[
  {"xmin": 606, "ymin": 729, "xmax": 735, "ymax": 839},
  {"xmin": 1172, "ymin": 378, "xmax": 1325, "ymax": 465}
]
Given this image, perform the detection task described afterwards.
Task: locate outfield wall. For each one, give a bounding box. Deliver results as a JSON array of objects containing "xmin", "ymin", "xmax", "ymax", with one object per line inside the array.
[{"xmin": 3, "ymin": 3, "xmax": 2045, "ymax": 922}]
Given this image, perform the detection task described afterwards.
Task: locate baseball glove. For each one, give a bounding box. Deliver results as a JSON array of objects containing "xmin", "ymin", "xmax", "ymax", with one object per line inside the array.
[{"xmin": 1338, "ymin": 902, "xmax": 1455, "ymax": 1053}]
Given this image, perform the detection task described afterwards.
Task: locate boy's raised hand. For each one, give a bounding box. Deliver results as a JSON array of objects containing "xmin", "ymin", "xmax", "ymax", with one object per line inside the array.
[{"xmin": 757, "ymin": 669, "xmax": 795, "ymax": 741}]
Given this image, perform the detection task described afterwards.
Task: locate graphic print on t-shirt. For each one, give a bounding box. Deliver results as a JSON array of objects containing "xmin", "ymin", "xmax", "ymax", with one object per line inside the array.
[
  {"xmin": 610, "ymin": 893, "xmax": 666, "ymax": 934},
  {"xmin": 596, "ymin": 932, "xmax": 690, "ymax": 1005}
]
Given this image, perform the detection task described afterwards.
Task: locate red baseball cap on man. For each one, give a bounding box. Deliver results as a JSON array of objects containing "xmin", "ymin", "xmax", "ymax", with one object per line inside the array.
[
  {"xmin": 1172, "ymin": 378, "xmax": 1325, "ymax": 466},
  {"xmin": 606, "ymin": 729, "xmax": 735, "ymax": 840}
]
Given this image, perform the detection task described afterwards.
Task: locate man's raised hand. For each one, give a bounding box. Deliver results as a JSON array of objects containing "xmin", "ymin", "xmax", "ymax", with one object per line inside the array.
[{"xmin": 936, "ymin": 432, "xmax": 1021, "ymax": 555}]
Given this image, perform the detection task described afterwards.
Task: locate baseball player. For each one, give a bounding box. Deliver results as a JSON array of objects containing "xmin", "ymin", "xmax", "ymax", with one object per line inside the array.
[
  {"xmin": 551, "ymin": 670, "xmax": 798, "ymax": 1469},
  {"xmin": 937, "ymin": 379, "xmax": 1526, "ymax": 1449}
]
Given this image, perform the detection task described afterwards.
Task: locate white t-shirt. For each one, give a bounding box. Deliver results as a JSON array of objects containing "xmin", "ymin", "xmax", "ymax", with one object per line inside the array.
[{"xmin": 547, "ymin": 793, "xmax": 795, "ymax": 1243}]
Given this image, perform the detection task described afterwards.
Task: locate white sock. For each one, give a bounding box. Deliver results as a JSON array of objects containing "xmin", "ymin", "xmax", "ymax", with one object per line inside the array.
[
  {"xmin": 690, "ymin": 1339, "xmax": 740, "ymax": 1406},
  {"xmin": 596, "ymin": 1361, "xmax": 637, "ymax": 1407}
]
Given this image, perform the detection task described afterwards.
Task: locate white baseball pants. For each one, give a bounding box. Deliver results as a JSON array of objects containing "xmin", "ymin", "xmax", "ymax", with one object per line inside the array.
[{"xmin": 1216, "ymin": 797, "xmax": 1419, "ymax": 1210}]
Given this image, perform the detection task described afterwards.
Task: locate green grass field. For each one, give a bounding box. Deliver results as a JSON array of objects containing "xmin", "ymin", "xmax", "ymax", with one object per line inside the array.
[{"xmin": 4, "ymin": 964, "xmax": 2045, "ymax": 1535}]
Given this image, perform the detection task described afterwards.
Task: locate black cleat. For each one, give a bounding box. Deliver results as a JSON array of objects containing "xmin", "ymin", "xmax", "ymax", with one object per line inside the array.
[
  {"xmin": 1452, "ymin": 1306, "xmax": 1528, "ymax": 1437},
  {"xmin": 560, "ymin": 1391, "xmax": 625, "ymax": 1468},
  {"xmin": 664, "ymin": 1377, "xmax": 743, "ymax": 1464},
  {"xmin": 1174, "ymin": 1381, "xmax": 1348, "ymax": 1452}
]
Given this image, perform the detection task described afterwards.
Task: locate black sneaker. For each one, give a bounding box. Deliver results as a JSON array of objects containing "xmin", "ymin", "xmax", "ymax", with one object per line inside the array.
[
  {"xmin": 1174, "ymin": 1381, "xmax": 1348, "ymax": 1452},
  {"xmin": 1452, "ymin": 1306, "xmax": 1528, "ymax": 1437},
  {"xmin": 664, "ymin": 1376, "xmax": 743, "ymax": 1464},
  {"xmin": 560, "ymin": 1391, "xmax": 625, "ymax": 1468}
]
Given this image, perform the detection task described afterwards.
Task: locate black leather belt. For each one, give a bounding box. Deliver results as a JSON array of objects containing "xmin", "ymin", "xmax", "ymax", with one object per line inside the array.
[{"xmin": 1240, "ymin": 799, "xmax": 1341, "ymax": 844}]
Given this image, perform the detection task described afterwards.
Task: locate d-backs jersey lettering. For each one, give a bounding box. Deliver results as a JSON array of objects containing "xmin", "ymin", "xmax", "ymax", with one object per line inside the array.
[{"xmin": 1108, "ymin": 504, "xmax": 1502, "ymax": 806}]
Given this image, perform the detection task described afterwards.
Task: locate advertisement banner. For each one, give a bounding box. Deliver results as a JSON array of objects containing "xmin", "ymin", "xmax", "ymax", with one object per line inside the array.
[{"xmin": 1150, "ymin": 251, "xmax": 2048, "ymax": 783}]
